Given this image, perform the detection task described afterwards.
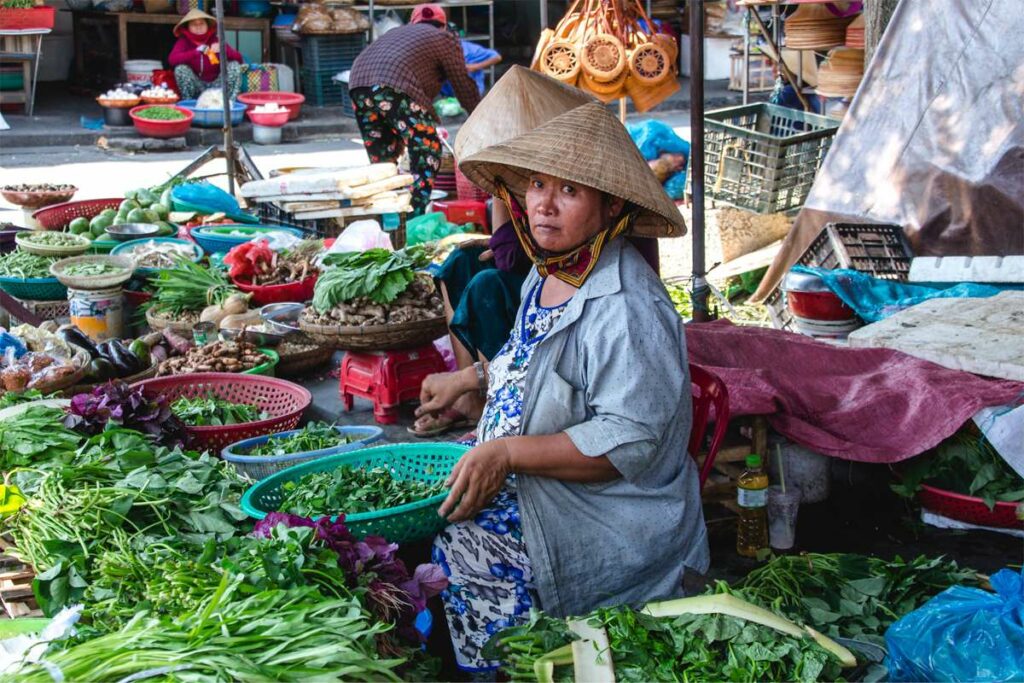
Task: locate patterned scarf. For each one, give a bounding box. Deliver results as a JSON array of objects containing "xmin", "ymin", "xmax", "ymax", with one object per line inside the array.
[{"xmin": 494, "ymin": 181, "xmax": 634, "ymax": 288}]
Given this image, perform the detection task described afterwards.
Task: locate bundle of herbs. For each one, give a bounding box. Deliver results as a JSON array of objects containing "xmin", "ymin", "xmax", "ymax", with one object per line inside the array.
[
  {"xmin": 244, "ymin": 421, "xmax": 350, "ymax": 457},
  {"xmin": 170, "ymin": 394, "xmax": 267, "ymax": 426},
  {"xmin": 279, "ymin": 465, "xmax": 446, "ymax": 517},
  {"xmin": 146, "ymin": 257, "xmax": 243, "ymax": 323},
  {"xmin": 305, "ymin": 247, "xmax": 443, "ymax": 326},
  {"xmin": 891, "ymin": 427, "xmax": 1024, "ymax": 510},
  {"xmin": 63, "ymin": 380, "xmax": 185, "ymax": 444}
]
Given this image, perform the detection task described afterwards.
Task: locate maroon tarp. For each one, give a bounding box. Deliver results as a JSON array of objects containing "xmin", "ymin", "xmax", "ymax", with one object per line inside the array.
[{"xmin": 687, "ymin": 321, "xmax": 1024, "ymax": 463}]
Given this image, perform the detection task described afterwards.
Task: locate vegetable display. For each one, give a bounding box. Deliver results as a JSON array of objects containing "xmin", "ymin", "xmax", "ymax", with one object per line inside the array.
[
  {"xmin": 279, "ymin": 465, "xmax": 446, "ymax": 517},
  {"xmin": 148, "ymin": 257, "xmax": 240, "ymax": 317},
  {"xmin": 170, "ymin": 394, "xmax": 267, "ymax": 426},
  {"xmin": 15, "ymin": 232, "xmax": 86, "ymax": 247},
  {"xmin": 225, "ymin": 238, "xmax": 322, "ymax": 286},
  {"xmin": 244, "ymin": 421, "xmax": 351, "ymax": 457},
  {"xmin": 1, "ymin": 183, "xmax": 76, "ymax": 193},
  {"xmin": 892, "ymin": 428, "xmax": 1024, "ymax": 510},
  {"xmin": 157, "ymin": 339, "xmax": 268, "ymax": 376},
  {"xmin": 61, "ymin": 261, "xmax": 127, "ymax": 277},
  {"xmin": 134, "ymin": 106, "xmax": 188, "ymax": 121},
  {"xmin": 0, "ymin": 250, "xmax": 58, "ymax": 279},
  {"xmin": 56, "ymin": 326, "xmax": 152, "ymax": 382},
  {"xmin": 64, "ymin": 380, "xmax": 185, "ymax": 443},
  {"xmin": 120, "ymin": 239, "xmax": 196, "ymax": 269}
]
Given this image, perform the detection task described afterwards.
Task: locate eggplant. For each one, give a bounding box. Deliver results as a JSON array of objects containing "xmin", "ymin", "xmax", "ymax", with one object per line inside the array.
[
  {"xmin": 58, "ymin": 326, "xmax": 99, "ymax": 359},
  {"xmin": 107, "ymin": 340, "xmax": 141, "ymax": 376},
  {"xmin": 85, "ymin": 358, "xmax": 115, "ymax": 382}
]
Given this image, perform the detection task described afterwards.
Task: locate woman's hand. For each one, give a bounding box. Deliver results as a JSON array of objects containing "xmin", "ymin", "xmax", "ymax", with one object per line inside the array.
[
  {"xmin": 416, "ymin": 368, "xmax": 475, "ymax": 418},
  {"xmin": 439, "ymin": 439, "xmax": 512, "ymax": 522}
]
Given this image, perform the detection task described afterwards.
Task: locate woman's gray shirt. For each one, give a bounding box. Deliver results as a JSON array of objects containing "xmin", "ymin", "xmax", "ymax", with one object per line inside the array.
[{"xmin": 514, "ymin": 238, "xmax": 709, "ymax": 617}]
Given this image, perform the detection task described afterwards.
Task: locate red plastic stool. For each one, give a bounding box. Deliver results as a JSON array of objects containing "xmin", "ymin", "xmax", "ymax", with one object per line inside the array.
[{"xmin": 339, "ymin": 344, "xmax": 447, "ymax": 425}]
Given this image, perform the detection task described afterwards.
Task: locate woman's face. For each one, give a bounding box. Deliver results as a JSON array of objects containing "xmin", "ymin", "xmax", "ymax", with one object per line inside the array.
[
  {"xmin": 187, "ymin": 19, "xmax": 209, "ymax": 35},
  {"xmin": 525, "ymin": 173, "xmax": 625, "ymax": 253}
]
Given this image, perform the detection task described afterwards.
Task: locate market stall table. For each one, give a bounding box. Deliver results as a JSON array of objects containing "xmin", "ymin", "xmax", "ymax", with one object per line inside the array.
[
  {"xmin": 847, "ymin": 290, "xmax": 1024, "ymax": 382},
  {"xmin": 115, "ymin": 12, "xmax": 270, "ymax": 68}
]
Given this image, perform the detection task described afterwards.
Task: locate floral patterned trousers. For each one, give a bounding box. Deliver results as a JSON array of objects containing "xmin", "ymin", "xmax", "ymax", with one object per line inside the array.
[
  {"xmin": 350, "ymin": 85, "xmax": 442, "ymax": 214},
  {"xmin": 172, "ymin": 63, "xmax": 242, "ymax": 102},
  {"xmin": 432, "ymin": 481, "xmax": 538, "ymax": 672}
]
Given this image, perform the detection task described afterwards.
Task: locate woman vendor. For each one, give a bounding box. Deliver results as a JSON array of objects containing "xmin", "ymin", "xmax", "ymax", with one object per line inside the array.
[
  {"xmin": 424, "ymin": 101, "xmax": 709, "ymax": 672},
  {"xmin": 169, "ymin": 9, "xmax": 244, "ymax": 101},
  {"xmin": 411, "ymin": 66, "xmax": 593, "ymax": 437}
]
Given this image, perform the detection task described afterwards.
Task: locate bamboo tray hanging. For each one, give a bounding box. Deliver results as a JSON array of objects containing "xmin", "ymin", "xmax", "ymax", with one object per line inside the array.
[{"xmin": 299, "ymin": 315, "xmax": 447, "ymax": 351}]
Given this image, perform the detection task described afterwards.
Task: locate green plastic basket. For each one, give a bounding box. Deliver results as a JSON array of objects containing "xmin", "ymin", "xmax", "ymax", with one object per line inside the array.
[
  {"xmin": 88, "ymin": 239, "xmax": 118, "ymax": 254},
  {"xmin": 240, "ymin": 442, "xmax": 469, "ymax": 544},
  {"xmin": 0, "ymin": 275, "xmax": 67, "ymax": 301},
  {"xmin": 243, "ymin": 348, "xmax": 279, "ymax": 376}
]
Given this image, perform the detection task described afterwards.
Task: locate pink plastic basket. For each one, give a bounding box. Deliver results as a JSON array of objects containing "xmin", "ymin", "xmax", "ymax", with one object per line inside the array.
[
  {"xmin": 133, "ymin": 372, "xmax": 312, "ymax": 453},
  {"xmin": 32, "ymin": 198, "xmax": 121, "ymax": 231},
  {"xmin": 918, "ymin": 484, "xmax": 1022, "ymax": 529}
]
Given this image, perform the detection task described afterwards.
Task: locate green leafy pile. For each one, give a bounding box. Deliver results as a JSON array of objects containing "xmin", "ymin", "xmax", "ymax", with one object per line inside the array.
[
  {"xmin": 892, "ymin": 428, "xmax": 1024, "ymax": 510},
  {"xmin": 0, "ymin": 250, "xmax": 58, "ymax": 279},
  {"xmin": 147, "ymin": 257, "xmax": 238, "ymax": 315},
  {"xmin": 313, "ymin": 247, "xmax": 430, "ymax": 312},
  {"xmin": 245, "ymin": 421, "xmax": 350, "ymax": 457},
  {"xmin": 170, "ymin": 394, "xmax": 267, "ymax": 426},
  {"xmin": 724, "ymin": 553, "xmax": 979, "ymax": 645},
  {"xmin": 280, "ymin": 465, "xmax": 446, "ymax": 517},
  {"xmin": 487, "ymin": 607, "xmax": 844, "ymax": 683},
  {"xmin": 0, "ymin": 405, "xmax": 80, "ymax": 471}
]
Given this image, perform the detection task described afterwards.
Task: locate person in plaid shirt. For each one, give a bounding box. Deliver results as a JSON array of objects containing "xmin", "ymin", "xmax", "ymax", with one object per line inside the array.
[{"xmin": 349, "ymin": 4, "xmax": 482, "ymax": 213}]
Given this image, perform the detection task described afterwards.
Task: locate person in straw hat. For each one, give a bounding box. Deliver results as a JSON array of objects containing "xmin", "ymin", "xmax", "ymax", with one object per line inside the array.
[
  {"xmin": 424, "ymin": 101, "xmax": 708, "ymax": 672},
  {"xmin": 168, "ymin": 9, "xmax": 244, "ymax": 101},
  {"xmin": 410, "ymin": 66, "xmax": 594, "ymax": 438}
]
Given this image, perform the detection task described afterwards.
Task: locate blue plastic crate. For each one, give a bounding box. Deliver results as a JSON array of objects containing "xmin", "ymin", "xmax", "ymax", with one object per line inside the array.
[{"xmin": 300, "ymin": 34, "xmax": 365, "ymax": 72}]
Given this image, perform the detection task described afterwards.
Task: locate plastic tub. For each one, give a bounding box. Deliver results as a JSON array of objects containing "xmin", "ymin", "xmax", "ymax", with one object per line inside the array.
[
  {"xmin": 252, "ymin": 123, "xmax": 282, "ymax": 145},
  {"xmin": 68, "ymin": 286, "xmax": 124, "ymax": 341},
  {"xmin": 111, "ymin": 236, "xmax": 203, "ymax": 276},
  {"xmin": 190, "ymin": 224, "xmax": 305, "ymax": 254},
  {"xmin": 129, "ymin": 104, "xmax": 193, "ymax": 138},
  {"xmin": 177, "ymin": 99, "xmax": 247, "ymax": 128},
  {"xmin": 124, "ymin": 59, "xmax": 163, "ymax": 85},
  {"xmin": 248, "ymin": 109, "xmax": 290, "ymax": 127},
  {"xmin": 233, "ymin": 273, "xmax": 317, "ymax": 306},
  {"xmin": 238, "ymin": 91, "xmax": 304, "ymax": 121},
  {"xmin": 221, "ymin": 424, "xmax": 385, "ymax": 480}
]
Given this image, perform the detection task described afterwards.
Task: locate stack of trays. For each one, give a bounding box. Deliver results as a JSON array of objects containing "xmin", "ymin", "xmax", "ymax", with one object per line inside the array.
[
  {"xmin": 816, "ymin": 48, "xmax": 865, "ymax": 99},
  {"xmin": 845, "ymin": 14, "xmax": 865, "ymax": 49},
  {"xmin": 784, "ymin": 4, "xmax": 853, "ymax": 50}
]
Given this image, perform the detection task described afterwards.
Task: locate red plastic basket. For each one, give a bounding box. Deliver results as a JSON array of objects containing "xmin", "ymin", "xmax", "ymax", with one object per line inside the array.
[
  {"xmin": 455, "ymin": 164, "xmax": 489, "ymax": 203},
  {"xmin": 237, "ymin": 92, "xmax": 305, "ymax": 121},
  {"xmin": 32, "ymin": 198, "xmax": 122, "ymax": 231},
  {"xmin": 232, "ymin": 274, "xmax": 318, "ymax": 306},
  {"xmin": 247, "ymin": 109, "xmax": 290, "ymax": 127},
  {"xmin": 0, "ymin": 6, "xmax": 55, "ymax": 30},
  {"xmin": 133, "ymin": 373, "xmax": 312, "ymax": 453},
  {"xmin": 130, "ymin": 104, "xmax": 194, "ymax": 138},
  {"xmin": 918, "ymin": 484, "xmax": 1022, "ymax": 529}
]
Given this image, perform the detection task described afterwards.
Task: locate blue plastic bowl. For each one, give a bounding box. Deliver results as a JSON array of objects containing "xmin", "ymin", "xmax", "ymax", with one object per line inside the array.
[
  {"xmin": 111, "ymin": 237, "xmax": 204, "ymax": 277},
  {"xmin": 221, "ymin": 425, "xmax": 385, "ymax": 480},
  {"xmin": 238, "ymin": 0, "xmax": 271, "ymax": 16},
  {"xmin": 190, "ymin": 224, "xmax": 306, "ymax": 254},
  {"xmin": 177, "ymin": 99, "xmax": 247, "ymax": 128}
]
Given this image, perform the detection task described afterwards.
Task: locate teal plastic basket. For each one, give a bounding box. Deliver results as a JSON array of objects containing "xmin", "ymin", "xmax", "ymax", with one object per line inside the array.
[
  {"xmin": 241, "ymin": 442, "xmax": 468, "ymax": 543},
  {"xmin": 0, "ymin": 275, "xmax": 67, "ymax": 301}
]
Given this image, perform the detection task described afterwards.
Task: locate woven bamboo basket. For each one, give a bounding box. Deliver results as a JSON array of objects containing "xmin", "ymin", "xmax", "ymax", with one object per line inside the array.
[
  {"xmin": 299, "ymin": 315, "xmax": 446, "ymax": 351},
  {"xmin": 28, "ymin": 347, "xmax": 90, "ymax": 395},
  {"xmin": 580, "ymin": 32, "xmax": 627, "ymax": 82},
  {"xmin": 629, "ymin": 41, "xmax": 673, "ymax": 86},
  {"xmin": 274, "ymin": 336, "xmax": 335, "ymax": 377},
  {"xmin": 145, "ymin": 307, "xmax": 198, "ymax": 335},
  {"xmin": 626, "ymin": 70, "xmax": 680, "ymax": 113},
  {"xmin": 580, "ymin": 69, "xmax": 628, "ymax": 103},
  {"xmin": 540, "ymin": 40, "xmax": 581, "ymax": 84}
]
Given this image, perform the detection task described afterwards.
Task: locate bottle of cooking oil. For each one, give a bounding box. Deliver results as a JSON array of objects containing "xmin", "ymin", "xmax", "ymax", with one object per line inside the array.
[{"xmin": 736, "ymin": 454, "xmax": 769, "ymax": 558}]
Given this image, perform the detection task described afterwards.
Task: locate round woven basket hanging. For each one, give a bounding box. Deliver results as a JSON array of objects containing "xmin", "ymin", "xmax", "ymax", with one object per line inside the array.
[
  {"xmin": 581, "ymin": 32, "xmax": 627, "ymax": 82},
  {"xmin": 541, "ymin": 40, "xmax": 582, "ymax": 83},
  {"xmin": 580, "ymin": 68, "xmax": 628, "ymax": 102},
  {"xmin": 629, "ymin": 42, "xmax": 672, "ymax": 85},
  {"xmin": 652, "ymin": 32, "xmax": 678, "ymax": 63},
  {"xmin": 531, "ymin": 28, "xmax": 555, "ymax": 70}
]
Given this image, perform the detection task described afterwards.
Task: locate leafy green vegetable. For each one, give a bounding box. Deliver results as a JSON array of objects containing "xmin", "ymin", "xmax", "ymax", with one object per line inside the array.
[
  {"xmin": 134, "ymin": 106, "xmax": 187, "ymax": 121},
  {"xmin": 280, "ymin": 465, "xmax": 446, "ymax": 517},
  {"xmin": 0, "ymin": 250, "xmax": 58, "ymax": 279},
  {"xmin": 170, "ymin": 395, "xmax": 267, "ymax": 426},
  {"xmin": 892, "ymin": 428, "xmax": 1024, "ymax": 510},
  {"xmin": 313, "ymin": 247, "xmax": 430, "ymax": 312},
  {"xmin": 0, "ymin": 405, "xmax": 80, "ymax": 471},
  {"xmin": 244, "ymin": 421, "xmax": 350, "ymax": 457},
  {"xmin": 0, "ymin": 388, "xmax": 47, "ymax": 409},
  {"xmin": 62, "ymin": 262, "xmax": 127, "ymax": 277},
  {"xmin": 147, "ymin": 257, "xmax": 238, "ymax": 315},
  {"xmin": 725, "ymin": 553, "xmax": 980, "ymax": 645}
]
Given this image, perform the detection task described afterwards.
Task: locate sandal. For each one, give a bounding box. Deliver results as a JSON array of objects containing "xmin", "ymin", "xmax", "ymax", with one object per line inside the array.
[{"xmin": 408, "ymin": 409, "xmax": 473, "ymax": 438}]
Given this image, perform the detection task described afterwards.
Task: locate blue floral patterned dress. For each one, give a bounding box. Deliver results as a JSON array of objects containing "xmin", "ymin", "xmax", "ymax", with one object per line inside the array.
[{"xmin": 432, "ymin": 282, "xmax": 568, "ymax": 671}]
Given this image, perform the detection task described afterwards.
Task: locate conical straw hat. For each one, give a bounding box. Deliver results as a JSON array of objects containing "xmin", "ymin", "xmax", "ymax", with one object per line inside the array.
[
  {"xmin": 454, "ymin": 65, "xmax": 596, "ymax": 161},
  {"xmin": 460, "ymin": 101, "xmax": 686, "ymax": 239},
  {"xmin": 174, "ymin": 9, "xmax": 217, "ymax": 36}
]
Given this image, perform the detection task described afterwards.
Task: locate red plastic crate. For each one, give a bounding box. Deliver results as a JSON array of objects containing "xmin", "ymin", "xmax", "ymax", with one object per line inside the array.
[
  {"xmin": 431, "ymin": 199, "xmax": 489, "ymax": 230},
  {"xmin": 0, "ymin": 7, "xmax": 55, "ymax": 30}
]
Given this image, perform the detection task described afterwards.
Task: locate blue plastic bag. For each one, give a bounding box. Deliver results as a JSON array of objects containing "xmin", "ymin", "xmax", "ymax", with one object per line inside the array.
[
  {"xmin": 663, "ymin": 171, "xmax": 688, "ymax": 201},
  {"xmin": 885, "ymin": 567, "xmax": 1024, "ymax": 682},
  {"xmin": 171, "ymin": 182, "xmax": 241, "ymax": 215},
  {"xmin": 626, "ymin": 119, "xmax": 690, "ymax": 161}
]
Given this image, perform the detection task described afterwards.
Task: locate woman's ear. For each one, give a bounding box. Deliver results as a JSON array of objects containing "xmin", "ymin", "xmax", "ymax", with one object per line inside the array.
[{"xmin": 608, "ymin": 196, "xmax": 626, "ymax": 218}]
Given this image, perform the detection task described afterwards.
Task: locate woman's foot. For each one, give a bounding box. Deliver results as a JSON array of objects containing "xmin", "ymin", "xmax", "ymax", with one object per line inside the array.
[{"xmin": 409, "ymin": 408, "xmax": 473, "ymax": 437}]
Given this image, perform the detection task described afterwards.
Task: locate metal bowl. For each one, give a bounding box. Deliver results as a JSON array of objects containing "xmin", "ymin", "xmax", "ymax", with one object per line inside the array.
[
  {"xmin": 219, "ymin": 326, "xmax": 289, "ymax": 347},
  {"xmin": 259, "ymin": 302, "xmax": 303, "ymax": 334},
  {"xmin": 107, "ymin": 222, "xmax": 162, "ymax": 242}
]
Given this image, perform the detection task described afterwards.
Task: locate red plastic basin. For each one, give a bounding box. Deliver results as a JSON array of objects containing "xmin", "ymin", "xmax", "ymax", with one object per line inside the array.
[
  {"xmin": 232, "ymin": 274, "xmax": 318, "ymax": 306},
  {"xmin": 431, "ymin": 199, "xmax": 489, "ymax": 229},
  {"xmin": 129, "ymin": 104, "xmax": 194, "ymax": 138},
  {"xmin": 919, "ymin": 484, "xmax": 1022, "ymax": 529},
  {"xmin": 238, "ymin": 92, "xmax": 305, "ymax": 121},
  {"xmin": 784, "ymin": 289, "xmax": 855, "ymax": 321},
  {"xmin": 247, "ymin": 109, "xmax": 290, "ymax": 127}
]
